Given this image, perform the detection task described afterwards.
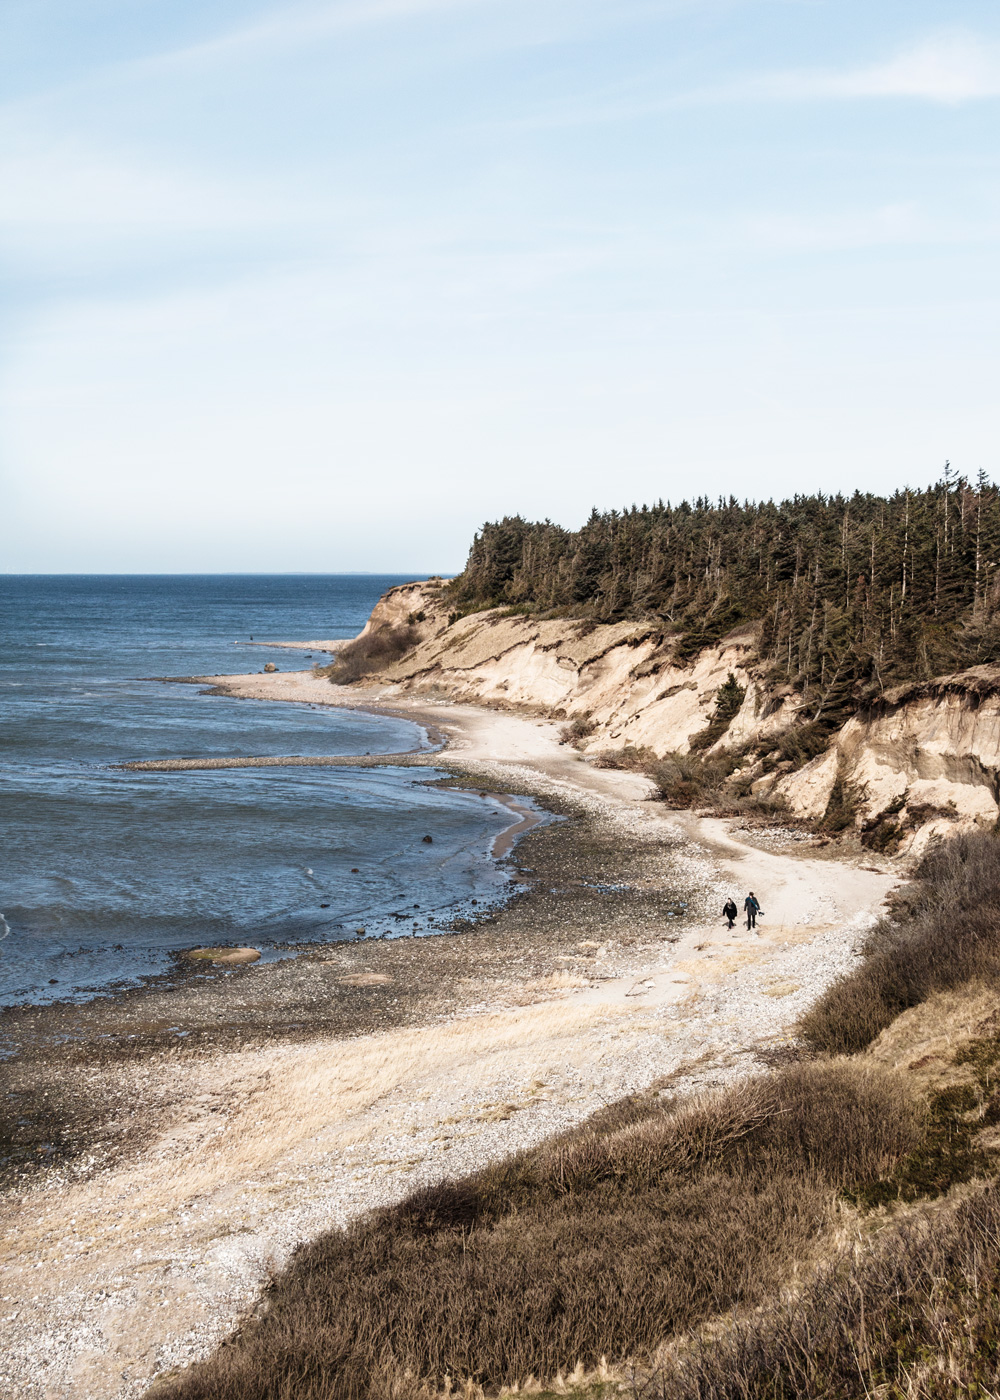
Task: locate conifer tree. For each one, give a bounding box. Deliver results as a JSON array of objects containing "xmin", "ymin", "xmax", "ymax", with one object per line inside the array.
[{"xmin": 449, "ymin": 471, "xmax": 1000, "ymax": 713}]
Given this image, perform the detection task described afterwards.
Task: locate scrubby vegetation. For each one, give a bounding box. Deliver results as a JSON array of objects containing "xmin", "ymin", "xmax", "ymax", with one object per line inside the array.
[
  {"xmin": 642, "ymin": 741, "xmax": 797, "ymax": 820},
  {"xmin": 159, "ymin": 1064, "xmax": 919, "ymax": 1400},
  {"xmin": 324, "ymin": 622, "xmax": 419, "ymax": 684},
  {"xmin": 802, "ymin": 828, "xmax": 1000, "ymax": 1054},
  {"xmin": 559, "ymin": 714, "xmax": 596, "ymax": 747},
  {"xmin": 160, "ymin": 827, "xmax": 1000, "ymax": 1400},
  {"xmin": 647, "ymin": 751, "xmax": 732, "ymax": 808},
  {"xmin": 688, "ymin": 673, "xmax": 746, "ymax": 752},
  {"xmin": 648, "ymin": 1180, "xmax": 1000, "ymax": 1399},
  {"xmin": 449, "ymin": 471, "xmax": 1000, "ymax": 712}
]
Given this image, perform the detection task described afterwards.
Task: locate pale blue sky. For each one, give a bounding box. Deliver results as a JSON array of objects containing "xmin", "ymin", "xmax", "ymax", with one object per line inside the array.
[{"xmin": 3, "ymin": 0, "xmax": 998, "ymax": 571}]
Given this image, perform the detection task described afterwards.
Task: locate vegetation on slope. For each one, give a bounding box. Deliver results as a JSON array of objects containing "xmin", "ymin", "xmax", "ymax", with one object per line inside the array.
[
  {"xmin": 158, "ymin": 1063, "xmax": 919, "ymax": 1400},
  {"xmin": 325, "ymin": 622, "xmax": 420, "ymax": 684},
  {"xmin": 450, "ymin": 470, "xmax": 1000, "ymax": 709},
  {"xmin": 647, "ymin": 1180, "xmax": 1000, "ymax": 1399},
  {"xmin": 803, "ymin": 828, "xmax": 1000, "ymax": 1054},
  {"xmin": 159, "ymin": 831, "xmax": 1000, "ymax": 1400}
]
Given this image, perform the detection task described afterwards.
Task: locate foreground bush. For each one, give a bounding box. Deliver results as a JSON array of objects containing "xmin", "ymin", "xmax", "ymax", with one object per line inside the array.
[
  {"xmin": 160, "ymin": 1063, "xmax": 917, "ymax": 1400},
  {"xmin": 651, "ymin": 1179, "xmax": 1000, "ymax": 1399},
  {"xmin": 802, "ymin": 828, "xmax": 1000, "ymax": 1054}
]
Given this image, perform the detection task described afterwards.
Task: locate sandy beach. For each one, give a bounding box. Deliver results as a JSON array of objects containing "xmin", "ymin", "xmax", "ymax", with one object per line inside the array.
[{"xmin": 0, "ymin": 671, "xmax": 896, "ymax": 1400}]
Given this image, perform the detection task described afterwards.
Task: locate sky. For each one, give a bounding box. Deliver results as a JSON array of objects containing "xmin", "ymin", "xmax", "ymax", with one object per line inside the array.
[{"xmin": 2, "ymin": 0, "xmax": 998, "ymax": 573}]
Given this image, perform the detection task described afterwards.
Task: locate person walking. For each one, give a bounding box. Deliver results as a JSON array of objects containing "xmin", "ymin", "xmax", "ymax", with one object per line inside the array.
[
  {"xmin": 744, "ymin": 891, "xmax": 761, "ymax": 931},
  {"xmin": 722, "ymin": 898, "xmax": 738, "ymax": 929}
]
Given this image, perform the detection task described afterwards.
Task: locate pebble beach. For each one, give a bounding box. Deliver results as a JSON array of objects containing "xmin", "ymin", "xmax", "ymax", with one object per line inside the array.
[{"xmin": 0, "ymin": 680, "xmax": 896, "ymax": 1400}]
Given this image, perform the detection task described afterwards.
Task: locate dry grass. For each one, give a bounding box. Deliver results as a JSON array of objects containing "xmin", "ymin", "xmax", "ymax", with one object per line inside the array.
[
  {"xmin": 802, "ymin": 829, "xmax": 1000, "ymax": 1054},
  {"xmin": 868, "ymin": 984, "xmax": 1000, "ymax": 1091},
  {"xmin": 158, "ymin": 1061, "xmax": 920, "ymax": 1400},
  {"xmin": 647, "ymin": 1179, "xmax": 1000, "ymax": 1399},
  {"xmin": 524, "ymin": 972, "xmax": 592, "ymax": 992},
  {"xmin": 671, "ymin": 949, "xmax": 764, "ymax": 986}
]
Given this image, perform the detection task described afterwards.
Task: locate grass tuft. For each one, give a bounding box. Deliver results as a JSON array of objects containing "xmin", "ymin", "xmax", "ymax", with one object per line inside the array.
[{"xmin": 644, "ymin": 1179, "xmax": 1000, "ymax": 1399}]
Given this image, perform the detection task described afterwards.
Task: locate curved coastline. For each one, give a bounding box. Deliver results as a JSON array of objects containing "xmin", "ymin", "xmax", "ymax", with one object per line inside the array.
[
  {"xmin": 116, "ymin": 681, "xmax": 543, "ymax": 859},
  {"xmin": 1, "ymin": 684, "xmax": 516, "ymax": 1017},
  {"xmin": 0, "ymin": 664, "xmax": 898, "ymax": 1400}
]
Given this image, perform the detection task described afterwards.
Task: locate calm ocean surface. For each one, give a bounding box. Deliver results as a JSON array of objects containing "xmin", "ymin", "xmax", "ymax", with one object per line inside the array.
[{"xmin": 0, "ymin": 576, "xmax": 522, "ymax": 1009}]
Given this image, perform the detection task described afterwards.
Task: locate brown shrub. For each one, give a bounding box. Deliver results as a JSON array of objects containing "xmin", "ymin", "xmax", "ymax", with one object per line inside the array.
[
  {"xmin": 648, "ymin": 752, "xmax": 789, "ymax": 821},
  {"xmin": 648, "ymin": 753, "xmax": 733, "ymax": 808},
  {"xmin": 325, "ymin": 624, "xmax": 419, "ymax": 684},
  {"xmin": 157, "ymin": 1063, "xmax": 918, "ymax": 1400},
  {"xmin": 559, "ymin": 715, "xmax": 596, "ymax": 746},
  {"xmin": 591, "ymin": 745, "xmax": 657, "ymax": 772},
  {"xmin": 646, "ymin": 1179, "xmax": 1000, "ymax": 1399},
  {"xmin": 802, "ymin": 828, "xmax": 1000, "ymax": 1054}
]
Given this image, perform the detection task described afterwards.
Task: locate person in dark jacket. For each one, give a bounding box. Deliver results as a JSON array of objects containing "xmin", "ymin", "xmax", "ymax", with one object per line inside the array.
[
  {"xmin": 722, "ymin": 898, "xmax": 738, "ymax": 929},
  {"xmin": 744, "ymin": 892, "xmax": 761, "ymax": 931}
]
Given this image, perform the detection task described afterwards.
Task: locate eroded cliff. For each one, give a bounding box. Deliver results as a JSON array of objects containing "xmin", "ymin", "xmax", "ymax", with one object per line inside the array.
[{"xmin": 341, "ymin": 580, "xmax": 1000, "ymax": 851}]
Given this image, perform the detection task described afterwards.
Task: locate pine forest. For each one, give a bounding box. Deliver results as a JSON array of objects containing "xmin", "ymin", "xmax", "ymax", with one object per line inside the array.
[{"xmin": 449, "ymin": 468, "xmax": 1000, "ymax": 722}]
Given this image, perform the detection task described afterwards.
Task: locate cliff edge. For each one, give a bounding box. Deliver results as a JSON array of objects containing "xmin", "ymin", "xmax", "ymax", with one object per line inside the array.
[{"xmin": 333, "ymin": 580, "xmax": 1000, "ymax": 853}]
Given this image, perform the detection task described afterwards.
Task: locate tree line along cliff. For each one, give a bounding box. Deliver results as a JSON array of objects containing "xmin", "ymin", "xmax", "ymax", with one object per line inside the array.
[{"xmin": 448, "ymin": 469, "xmax": 1000, "ymax": 722}]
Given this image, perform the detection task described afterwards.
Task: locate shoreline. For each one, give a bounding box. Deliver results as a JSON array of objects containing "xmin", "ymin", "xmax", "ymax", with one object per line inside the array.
[{"xmin": 0, "ymin": 668, "xmax": 898, "ymax": 1400}]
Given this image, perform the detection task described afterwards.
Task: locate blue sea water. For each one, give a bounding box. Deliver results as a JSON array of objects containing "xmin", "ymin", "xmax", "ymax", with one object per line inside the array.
[{"xmin": 0, "ymin": 576, "xmax": 521, "ymax": 1009}]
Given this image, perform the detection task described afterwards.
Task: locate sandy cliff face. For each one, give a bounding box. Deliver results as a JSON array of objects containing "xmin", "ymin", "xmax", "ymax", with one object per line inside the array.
[
  {"xmin": 775, "ymin": 671, "xmax": 1000, "ymax": 848},
  {"xmin": 351, "ymin": 577, "xmax": 452, "ymax": 640},
  {"xmin": 359, "ymin": 583, "xmax": 791, "ymax": 755},
  {"xmin": 350, "ymin": 583, "xmax": 1000, "ymax": 849}
]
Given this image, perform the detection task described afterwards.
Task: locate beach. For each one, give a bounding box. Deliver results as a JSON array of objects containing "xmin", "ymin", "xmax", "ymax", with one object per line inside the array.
[{"xmin": 0, "ymin": 672, "xmax": 896, "ymax": 1400}]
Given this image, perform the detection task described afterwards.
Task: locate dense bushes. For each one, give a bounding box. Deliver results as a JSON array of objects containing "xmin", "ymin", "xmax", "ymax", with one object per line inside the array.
[
  {"xmin": 648, "ymin": 752, "xmax": 735, "ymax": 808},
  {"xmin": 159, "ymin": 1064, "xmax": 918, "ymax": 1400},
  {"xmin": 646, "ymin": 749, "xmax": 789, "ymax": 819},
  {"xmin": 802, "ymin": 828, "xmax": 1000, "ymax": 1054},
  {"xmin": 650, "ymin": 1180, "xmax": 1000, "ymax": 1399},
  {"xmin": 324, "ymin": 623, "xmax": 419, "ymax": 684}
]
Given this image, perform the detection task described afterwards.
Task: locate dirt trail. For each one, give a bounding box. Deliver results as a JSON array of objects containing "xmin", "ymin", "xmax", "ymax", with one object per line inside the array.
[{"xmin": 0, "ymin": 675, "xmax": 895, "ymax": 1400}]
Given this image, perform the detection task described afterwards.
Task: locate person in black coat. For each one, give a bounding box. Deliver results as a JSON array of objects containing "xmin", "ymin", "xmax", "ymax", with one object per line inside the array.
[
  {"xmin": 744, "ymin": 891, "xmax": 761, "ymax": 930},
  {"xmin": 722, "ymin": 898, "xmax": 738, "ymax": 929}
]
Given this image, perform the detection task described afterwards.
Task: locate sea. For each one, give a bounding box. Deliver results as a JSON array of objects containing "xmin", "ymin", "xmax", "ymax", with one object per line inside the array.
[{"xmin": 0, "ymin": 575, "xmax": 528, "ymax": 1010}]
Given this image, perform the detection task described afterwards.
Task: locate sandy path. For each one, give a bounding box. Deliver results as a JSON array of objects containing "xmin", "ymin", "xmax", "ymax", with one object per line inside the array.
[{"xmin": 0, "ymin": 675, "xmax": 894, "ymax": 1400}]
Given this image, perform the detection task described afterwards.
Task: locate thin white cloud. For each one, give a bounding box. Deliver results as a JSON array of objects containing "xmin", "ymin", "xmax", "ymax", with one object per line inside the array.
[
  {"xmin": 0, "ymin": 138, "xmax": 253, "ymax": 232},
  {"xmin": 724, "ymin": 31, "xmax": 1000, "ymax": 105},
  {"xmin": 744, "ymin": 203, "xmax": 942, "ymax": 254},
  {"xmin": 506, "ymin": 29, "xmax": 1000, "ymax": 131}
]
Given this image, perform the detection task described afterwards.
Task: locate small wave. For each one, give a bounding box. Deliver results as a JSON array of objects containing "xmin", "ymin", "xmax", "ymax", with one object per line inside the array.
[{"xmin": 0, "ymin": 911, "xmax": 10, "ymax": 941}]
